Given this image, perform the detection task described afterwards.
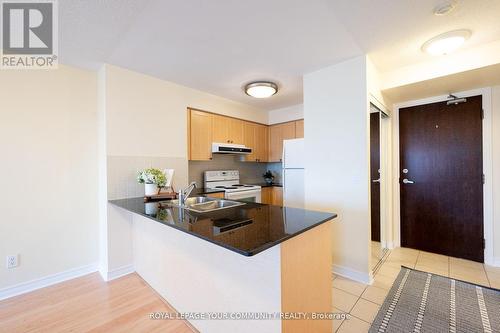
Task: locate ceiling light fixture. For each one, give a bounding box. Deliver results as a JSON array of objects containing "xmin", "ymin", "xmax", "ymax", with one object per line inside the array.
[
  {"xmin": 422, "ymin": 29, "xmax": 471, "ymax": 56},
  {"xmin": 244, "ymin": 81, "xmax": 278, "ymax": 98}
]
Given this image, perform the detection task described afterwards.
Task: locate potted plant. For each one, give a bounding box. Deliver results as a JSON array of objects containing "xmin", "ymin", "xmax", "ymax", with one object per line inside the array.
[
  {"xmin": 137, "ymin": 168, "xmax": 167, "ymax": 196},
  {"xmin": 263, "ymin": 170, "xmax": 275, "ymax": 185}
]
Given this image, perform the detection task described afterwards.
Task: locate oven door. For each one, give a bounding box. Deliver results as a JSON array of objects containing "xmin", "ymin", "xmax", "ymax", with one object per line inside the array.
[{"xmin": 225, "ymin": 189, "xmax": 261, "ymax": 203}]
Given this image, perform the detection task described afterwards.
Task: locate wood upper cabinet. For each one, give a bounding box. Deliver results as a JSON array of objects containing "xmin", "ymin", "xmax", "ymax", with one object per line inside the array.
[
  {"xmin": 243, "ymin": 122, "xmax": 268, "ymax": 162},
  {"xmin": 295, "ymin": 120, "xmax": 304, "ymax": 138},
  {"xmin": 189, "ymin": 110, "xmax": 213, "ymax": 161},
  {"xmin": 255, "ymin": 124, "xmax": 269, "ymax": 162},
  {"xmin": 212, "ymin": 115, "xmax": 243, "ymax": 144},
  {"xmin": 269, "ymin": 122, "xmax": 296, "ymax": 162}
]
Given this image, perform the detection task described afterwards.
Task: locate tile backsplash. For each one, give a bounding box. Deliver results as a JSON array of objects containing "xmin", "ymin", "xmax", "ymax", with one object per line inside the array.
[
  {"xmin": 189, "ymin": 154, "xmax": 273, "ymax": 186},
  {"xmin": 107, "ymin": 155, "xmax": 188, "ymax": 200},
  {"xmin": 107, "ymin": 154, "xmax": 283, "ymax": 200}
]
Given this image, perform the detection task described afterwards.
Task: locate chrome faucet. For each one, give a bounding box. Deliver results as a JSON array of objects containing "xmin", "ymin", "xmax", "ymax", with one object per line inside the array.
[{"xmin": 178, "ymin": 181, "xmax": 197, "ymax": 206}]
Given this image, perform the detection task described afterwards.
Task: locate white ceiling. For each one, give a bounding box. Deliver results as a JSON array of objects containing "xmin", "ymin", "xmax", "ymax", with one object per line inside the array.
[
  {"xmin": 328, "ymin": 0, "xmax": 500, "ymax": 72},
  {"xmin": 59, "ymin": 0, "xmax": 500, "ymax": 110},
  {"xmin": 383, "ymin": 62, "xmax": 500, "ymax": 103}
]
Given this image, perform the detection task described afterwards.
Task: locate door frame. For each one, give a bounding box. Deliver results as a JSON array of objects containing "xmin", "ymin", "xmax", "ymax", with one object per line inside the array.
[
  {"xmin": 370, "ymin": 95, "xmax": 392, "ymax": 250},
  {"xmin": 392, "ymin": 88, "xmax": 494, "ymax": 265}
]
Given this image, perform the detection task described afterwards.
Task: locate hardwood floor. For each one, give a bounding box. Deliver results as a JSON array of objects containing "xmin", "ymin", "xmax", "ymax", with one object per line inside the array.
[{"xmin": 0, "ymin": 273, "xmax": 195, "ymax": 333}]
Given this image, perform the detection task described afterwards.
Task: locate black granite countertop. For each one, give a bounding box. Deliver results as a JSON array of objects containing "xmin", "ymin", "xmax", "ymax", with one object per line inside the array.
[
  {"xmin": 109, "ymin": 197, "xmax": 336, "ymax": 257},
  {"xmin": 254, "ymin": 183, "xmax": 283, "ymax": 188}
]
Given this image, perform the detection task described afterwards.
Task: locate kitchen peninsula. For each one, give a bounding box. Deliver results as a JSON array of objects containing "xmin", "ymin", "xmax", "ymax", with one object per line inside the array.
[{"xmin": 110, "ymin": 197, "xmax": 336, "ymax": 333}]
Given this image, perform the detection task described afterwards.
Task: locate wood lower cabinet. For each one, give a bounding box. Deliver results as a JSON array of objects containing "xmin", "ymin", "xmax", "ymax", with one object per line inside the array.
[
  {"xmin": 205, "ymin": 192, "xmax": 225, "ymax": 199},
  {"xmin": 261, "ymin": 187, "xmax": 283, "ymax": 206},
  {"xmin": 261, "ymin": 187, "xmax": 272, "ymax": 204},
  {"xmin": 212, "ymin": 114, "xmax": 243, "ymax": 144},
  {"xmin": 269, "ymin": 122, "xmax": 296, "ymax": 162},
  {"xmin": 271, "ymin": 187, "xmax": 283, "ymax": 206},
  {"xmin": 189, "ymin": 109, "xmax": 213, "ymax": 161}
]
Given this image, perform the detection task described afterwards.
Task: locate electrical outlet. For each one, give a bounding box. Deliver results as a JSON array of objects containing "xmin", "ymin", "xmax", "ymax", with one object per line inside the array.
[{"xmin": 6, "ymin": 255, "xmax": 18, "ymax": 269}]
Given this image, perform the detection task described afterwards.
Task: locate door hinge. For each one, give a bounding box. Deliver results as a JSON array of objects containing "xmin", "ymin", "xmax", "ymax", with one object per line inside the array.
[
  {"xmin": 482, "ymin": 174, "xmax": 486, "ymax": 184},
  {"xmin": 481, "ymin": 108, "xmax": 484, "ymax": 119},
  {"xmin": 483, "ymin": 238, "xmax": 486, "ymax": 250}
]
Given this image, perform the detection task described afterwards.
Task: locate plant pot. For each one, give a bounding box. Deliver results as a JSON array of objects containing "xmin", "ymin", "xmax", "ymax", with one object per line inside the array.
[
  {"xmin": 264, "ymin": 178, "xmax": 274, "ymax": 185},
  {"xmin": 144, "ymin": 183, "xmax": 159, "ymax": 196},
  {"xmin": 145, "ymin": 202, "xmax": 158, "ymax": 216}
]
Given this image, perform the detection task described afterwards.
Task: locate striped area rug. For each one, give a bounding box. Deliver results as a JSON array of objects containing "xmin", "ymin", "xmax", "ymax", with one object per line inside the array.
[{"xmin": 369, "ymin": 267, "xmax": 500, "ymax": 333}]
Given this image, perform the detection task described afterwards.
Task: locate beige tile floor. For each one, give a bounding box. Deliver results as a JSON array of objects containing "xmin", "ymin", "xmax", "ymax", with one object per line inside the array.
[
  {"xmin": 332, "ymin": 247, "xmax": 500, "ymax": 333},
  {"xmin": 370, "ymin": 241, "xmax": 389, "ymax": 270}
]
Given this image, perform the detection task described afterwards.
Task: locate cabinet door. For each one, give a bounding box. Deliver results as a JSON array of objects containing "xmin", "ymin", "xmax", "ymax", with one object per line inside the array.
[
  {"xmin": 256, "ymin": 124, "xmax": 269, "ymax": 162},
  {"xmin": 243, "ymin": 122, "xmax": 257, "ymax": 162},
  {"xmin": 282, "ymin": 122, "xmax": 296, "ymax": 141},
  {"xmin": 189, "ymin": 110, "xmax": 213, "ymax": 160},
  {"xmin": 261, "ymin": 187, "xmax": 272, "ymax": 204},
  {"xmin": 295, "ymin": 120, "xmax": 304, "ymax": 138},
  {"xmin": 269, "ymin": 124, "xmax": 283, "ymax": 162},
  {"xmin": 212, "ymin": 114, "xmax": 230, "ymax": 143},
  {"xmin": 213, "ymin": 115, "xmax": 243, "ymax": 144},
  {"xmin": 269, "ymin": 122, "xmax": 295, "ymax": 162},
  {"xmin": 272, "ymin": 187, "xmax": 283, "ymax": 206},
  {"xmin": 228, "ymin": 118, "xmax": 244, "ymax": 144},
  {"xmin": 205, "ymin": 192, "xmax": 225, "ymax": 199}
]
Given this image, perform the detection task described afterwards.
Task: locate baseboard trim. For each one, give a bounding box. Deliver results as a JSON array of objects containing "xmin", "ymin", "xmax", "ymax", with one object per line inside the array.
[
  {"xmin": 0, "ymin": 262, "xmax": 99, "ymax": 301},
  {"xmin": 333, "ymin": 264, "xmax": 373, "ymax": 284},
  {"xmin": 485, "ymin": 257, "xmax": 500, "ymax": 267},
  {"xmin": 102, "ymin": 264, "xmax": 135, "ymax": 281}
]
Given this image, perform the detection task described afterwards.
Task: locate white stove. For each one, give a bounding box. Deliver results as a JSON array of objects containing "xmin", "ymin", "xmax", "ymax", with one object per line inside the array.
[{"xmin": 204, "ymin": 170, "xmax": 261, "ymax": 202}]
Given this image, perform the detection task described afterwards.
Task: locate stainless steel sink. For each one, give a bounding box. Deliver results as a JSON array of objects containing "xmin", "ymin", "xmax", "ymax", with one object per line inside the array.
[
  {"xmin": 168, "ymin": 196, "xmax": 216, "ymax": 206},
  {"xmin": 188, "ymin": 200, "xmax": 245, "ymax": 213},
  {"xmin": 166, "ymin": 196, "xmax": 245, "ymax": 213}
]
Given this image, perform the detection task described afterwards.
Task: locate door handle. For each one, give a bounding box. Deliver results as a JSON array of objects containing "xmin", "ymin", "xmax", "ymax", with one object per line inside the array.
[
  {"xmin": 372, "ymin": 179, "xmax": 380, "ymax": 183},
  {"xmin": 402, "ymin": 178, "xmax": 415, "ymax": 184}
]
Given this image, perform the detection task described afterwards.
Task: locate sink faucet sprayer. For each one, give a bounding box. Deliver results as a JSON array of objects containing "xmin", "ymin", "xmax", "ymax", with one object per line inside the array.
[{"xmin": 178, "ymin": 181, "xmax": 197, "ymax": 206}]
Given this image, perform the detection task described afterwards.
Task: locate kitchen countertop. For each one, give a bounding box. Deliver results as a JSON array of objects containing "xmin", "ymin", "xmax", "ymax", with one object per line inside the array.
[
  {"xmin": 254, "ymin": 183, "xmax": 283, "ymax": 188},
  {"xmin": 109, "ymin": 197, "xmax": 336, "ymax": 257}
]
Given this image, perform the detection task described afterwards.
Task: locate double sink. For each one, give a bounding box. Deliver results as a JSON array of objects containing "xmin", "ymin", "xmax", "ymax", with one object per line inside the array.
[{"xmin": 167, "ymin": 196, "xmax": 245, "ymax": 213}]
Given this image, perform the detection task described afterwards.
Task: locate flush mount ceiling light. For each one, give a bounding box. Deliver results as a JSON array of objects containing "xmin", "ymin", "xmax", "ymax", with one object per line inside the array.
[
  {"xmin": 422, "ymin": 29, "xmax": 471, "ymax": 56},
  {"xmin": 244, "ymin": 81, "xmax": 278, "ymax": 98}
]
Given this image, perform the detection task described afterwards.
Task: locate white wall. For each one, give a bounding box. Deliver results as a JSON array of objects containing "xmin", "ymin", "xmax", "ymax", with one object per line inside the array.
[
  {"xmin": 491, "ymin": 86, "xmax": 500, "ymax": 262},
  {"xmin": 102, "ymin": 64, "xmax": 268, "ymax": 276},
  {"xmin": 0, "ymin": 65, "xmax": 99, "ymax": 291},
  {"xmin": 268, "ymin": 104, "xmax": 303, "ymax": 124},
  {"xmin": 303, "ymin": 56, "xmax": 371, "ymax": 283}
]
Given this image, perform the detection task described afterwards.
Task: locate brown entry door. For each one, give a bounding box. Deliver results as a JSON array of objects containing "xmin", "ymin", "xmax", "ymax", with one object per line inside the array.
[
  {"xmin": 370, "ymin": 112, "xmax": 381, "ymax": 242},
  {"xmin": 399, "ymin": 95, "xmax": 484, "ymax": 262}
]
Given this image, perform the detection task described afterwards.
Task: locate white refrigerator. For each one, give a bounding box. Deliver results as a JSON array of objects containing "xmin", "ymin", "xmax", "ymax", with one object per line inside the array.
[{"xmin": 282, "ymin": 138, "xmax": 305, "ymax": 209}]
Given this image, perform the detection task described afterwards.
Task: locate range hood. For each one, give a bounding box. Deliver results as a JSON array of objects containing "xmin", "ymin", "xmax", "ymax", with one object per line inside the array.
[{"xmin": 212, "ymin": 142, "xmax": 252, "ymax": 155}]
